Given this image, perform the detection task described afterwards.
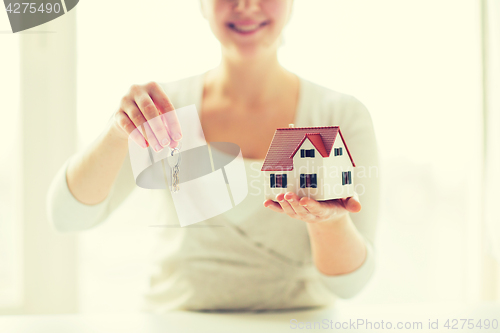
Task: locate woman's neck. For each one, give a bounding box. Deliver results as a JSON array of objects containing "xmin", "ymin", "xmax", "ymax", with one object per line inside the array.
[{"xmin": 206, "ymin": 51, "xmax": 296, "ymax": 105}]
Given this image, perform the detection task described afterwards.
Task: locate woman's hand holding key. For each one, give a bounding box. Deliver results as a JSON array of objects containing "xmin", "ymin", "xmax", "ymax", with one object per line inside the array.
[
  {"xmin": 64, "ymin": 82, "xmax": 183, "ymax": 206},
  {"xmin": 111, "ymin": 81, "xmax": 183, "ymax": 150}
]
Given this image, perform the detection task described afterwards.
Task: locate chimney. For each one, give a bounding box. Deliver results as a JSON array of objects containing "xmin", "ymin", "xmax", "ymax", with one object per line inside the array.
[{"xmin": 289, "ymin": 124, "xmax": 295, "ymax": 128}]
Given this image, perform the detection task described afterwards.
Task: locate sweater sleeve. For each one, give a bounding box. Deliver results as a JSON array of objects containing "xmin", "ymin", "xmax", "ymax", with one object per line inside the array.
[
  {"xmin": 316, "ymin": 93, "xmax": 380, "ymax": 299},
  {"xmin": 46, "ymin": 153, "xmax": 136, "ymax": 232},
  {"xmin": 317, "ymin": 235, "xmax": 376, "ymax": 299}
]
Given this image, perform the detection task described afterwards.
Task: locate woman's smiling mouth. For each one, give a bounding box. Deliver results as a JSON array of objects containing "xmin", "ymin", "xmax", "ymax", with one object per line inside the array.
[{"xmin": 227, "ymin": 21, "xmax": 270, "ymax": 35}]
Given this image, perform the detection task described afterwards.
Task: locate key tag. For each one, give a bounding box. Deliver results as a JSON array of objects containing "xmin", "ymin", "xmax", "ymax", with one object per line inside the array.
[{"xmin": 167, "ymin": 141, "xmax": 182, "ymax": 193}]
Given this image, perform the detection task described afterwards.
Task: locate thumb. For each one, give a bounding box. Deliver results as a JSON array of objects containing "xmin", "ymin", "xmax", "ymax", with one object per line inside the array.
[{"xmin": 344, "ymin": 192, "xmax": 361, "ymax": 213}]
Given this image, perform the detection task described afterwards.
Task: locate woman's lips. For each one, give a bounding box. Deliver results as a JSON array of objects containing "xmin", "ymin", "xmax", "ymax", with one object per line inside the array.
[{"xmin": 227, "ymin": 21, "xmax": 270, "ymax": 35}]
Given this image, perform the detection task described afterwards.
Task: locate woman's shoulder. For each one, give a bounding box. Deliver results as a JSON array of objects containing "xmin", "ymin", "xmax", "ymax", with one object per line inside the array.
[{"xmin": 298, "ymin": 76, "xmax": 372, "ymax": 122}]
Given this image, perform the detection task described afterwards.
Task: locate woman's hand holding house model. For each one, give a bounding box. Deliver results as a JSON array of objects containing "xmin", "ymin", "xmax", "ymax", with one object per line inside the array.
[
  {"xmin": 261, "ymin": 125, "xmax": 368, "ymax": 276},
  {"xmin": 263, "ymin": 191, "xmax": 361, "ymax": 224},
  {"xmin": 264, "ymin": 192, "xmax": 367, "ymax": 276}
]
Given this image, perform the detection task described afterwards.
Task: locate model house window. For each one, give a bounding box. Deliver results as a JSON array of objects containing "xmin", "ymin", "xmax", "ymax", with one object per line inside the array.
[
  {"xmin": 300, "ymin": 174, "xmax": 317, "ymax": 188},
  {"xmin": 300, "ymin": 149, "xmax": 315, "ymax": 158},
  {"xmin": 342, "ymin": 171, "xmax": 352, "ymax": 185},
  {"xmin": 334, "ymin": 147, "xmax": 343, "ymax": 156},
  {"xmin": 270, "ymin": 174, "xmax": 287, "ymax": 188}
]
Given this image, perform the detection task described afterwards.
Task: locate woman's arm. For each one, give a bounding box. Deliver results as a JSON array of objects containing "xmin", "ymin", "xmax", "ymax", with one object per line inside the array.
[
  {"xmin": 66, "ymin": 120, "xmax": 129, "ymax": 206},
  {"xmin": 47, "ymin": 82, "xmax": 182, "ymax": 231},
  {"xmin": 264, "ymin": 94, "xmax": 380, "ymax": 297},
  {"xmin": 47, "ymin": 145, "xmax": 136, "ymax": 232},
  {"xmin": 306, "ymin": 94, "xmax": 380, "ymax": 277},
  {"xmin": 266, "ymin": 190, "xmax": 368, "ymax": 275},
  {"xmin": 304, "ymin": 195, "xmax": 367, "ymax": 275},
  {"xmin": 67, "ymin": 82, "xmax": 181, "ymax": 205}
]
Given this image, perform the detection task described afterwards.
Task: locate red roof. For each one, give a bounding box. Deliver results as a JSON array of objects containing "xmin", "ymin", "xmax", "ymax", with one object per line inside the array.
[{"xmin": 261, "ymin": 126, "xmax": 355, "ymax": 171}]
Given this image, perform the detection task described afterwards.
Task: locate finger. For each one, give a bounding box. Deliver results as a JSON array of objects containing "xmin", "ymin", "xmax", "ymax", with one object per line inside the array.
[
  {"xmin": 161, "ymin": 110, "xmax": 183, "ymax": 149},
  {"xmin": 158, "ymin": 108, "xmax": 182, "ymax": 149},
  {"xmin": 299, "ymin": 197, "xmax": 338, "ymax": 218},
  {"xmin": 146, "ymin": 82, "xmax": 175, "ymax": 115},
  {"xmin": 134, "ymin": 91, "xmax": 171, "ymax": 148},
  {"xmin": 284, "ymin": 192, "xmax": 310, "ymax": 216},
  {"xmin": 276, "ymin": 193, "xmax": 296, "ymax": 217},
  {"xmin": 147, "ymin": 83, "xmax": 182, "ymax": 148},
  {"xmin": 263, "ymin": 199, "xmax": 284, "ymax": 213},
  {"xmin": 343, "ymin": 193, "xmax": 362, "ymax": 213},
  {"xmin": 122, "ymin": 97, "xmax": 147, "ymax": 129},
  {"xmin": 115, "ymin": 110, "xmax": 148, "ymax": 149},
  {"xmin": 122, "ymin": 98, "xmax": 162, "ymax": 152}
]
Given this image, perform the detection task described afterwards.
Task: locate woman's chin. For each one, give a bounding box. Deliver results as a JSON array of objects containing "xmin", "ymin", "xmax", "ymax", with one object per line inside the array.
[
  {"xmin": 235, "ymin": 45, "xmax": 264, "ymax": 58},
  {"xmin": 225, "ymin": 40, "xmax": 279, "ymax": 59}
]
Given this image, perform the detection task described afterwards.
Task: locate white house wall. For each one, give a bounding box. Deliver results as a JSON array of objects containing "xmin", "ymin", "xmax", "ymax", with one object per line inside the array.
[{"xmin": 323, "ymin": 134, "xmax": 354, "ymax": 199}]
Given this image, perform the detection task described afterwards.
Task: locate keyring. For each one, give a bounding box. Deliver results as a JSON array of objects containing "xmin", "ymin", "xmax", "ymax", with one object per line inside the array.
[
  {"xmin": 168, "ymin": 140, "xmax": 182, "ymax": 192},
  {"xmin": 170, "ymin": 140, "xmax": 182, "ymax": 164}
]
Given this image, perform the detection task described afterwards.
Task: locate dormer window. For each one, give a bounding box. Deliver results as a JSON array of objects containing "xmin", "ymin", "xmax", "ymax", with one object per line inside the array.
[
  {"xmin": 334, "ymin": 147, "xmax": 343, "ymax": 156},
  {"xmin": 300, "ymin": 149, "xmax": 315, "ymax": 158}
]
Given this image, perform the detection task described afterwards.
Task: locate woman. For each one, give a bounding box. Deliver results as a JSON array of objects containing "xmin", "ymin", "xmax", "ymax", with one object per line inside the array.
[{"xmin": 47, "ymin": 0, "xmax": 379, "ymax": 312}]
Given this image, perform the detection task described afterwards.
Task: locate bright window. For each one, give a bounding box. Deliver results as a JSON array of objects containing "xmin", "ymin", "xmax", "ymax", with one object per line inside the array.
[{"xmin": 0, "ymin": 18, "xmax": 22, "ymax": 307}]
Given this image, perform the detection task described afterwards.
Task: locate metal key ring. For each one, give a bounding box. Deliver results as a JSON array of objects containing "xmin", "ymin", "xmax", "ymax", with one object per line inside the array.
[
  {"xmin": 170, "ymin": 147, "xmax": 181, "ymax": 161},
  {"xmin": 170, "ymin": 142, "xmax": 182, "ymax": 165}
]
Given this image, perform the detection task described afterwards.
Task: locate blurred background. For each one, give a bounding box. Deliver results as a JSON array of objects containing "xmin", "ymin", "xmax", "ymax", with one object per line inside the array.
[{"xmin": 1, "ymin": 0, "xmax": 499, "ymax": 314}]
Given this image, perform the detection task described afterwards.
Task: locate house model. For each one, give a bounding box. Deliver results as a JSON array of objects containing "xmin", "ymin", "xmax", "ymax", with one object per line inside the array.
[{"xmin": 261, "ymin": 124, "xmax": 355, "ymax": 201}]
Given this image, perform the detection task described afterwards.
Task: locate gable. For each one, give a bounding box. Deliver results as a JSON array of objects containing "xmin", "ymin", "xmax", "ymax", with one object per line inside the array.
[
  {"xmin": 336, "ymin": 130, "xmax": 356, "ymax": 167},
  {"xmin": 290, "ymin": 133, "xmax": 329, "ymax": 158}
]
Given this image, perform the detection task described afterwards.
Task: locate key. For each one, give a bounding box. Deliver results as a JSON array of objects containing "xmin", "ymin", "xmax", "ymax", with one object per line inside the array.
[{"xmin": 168, "ymin": 142, "xmax": 182, "ymax": 193}]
